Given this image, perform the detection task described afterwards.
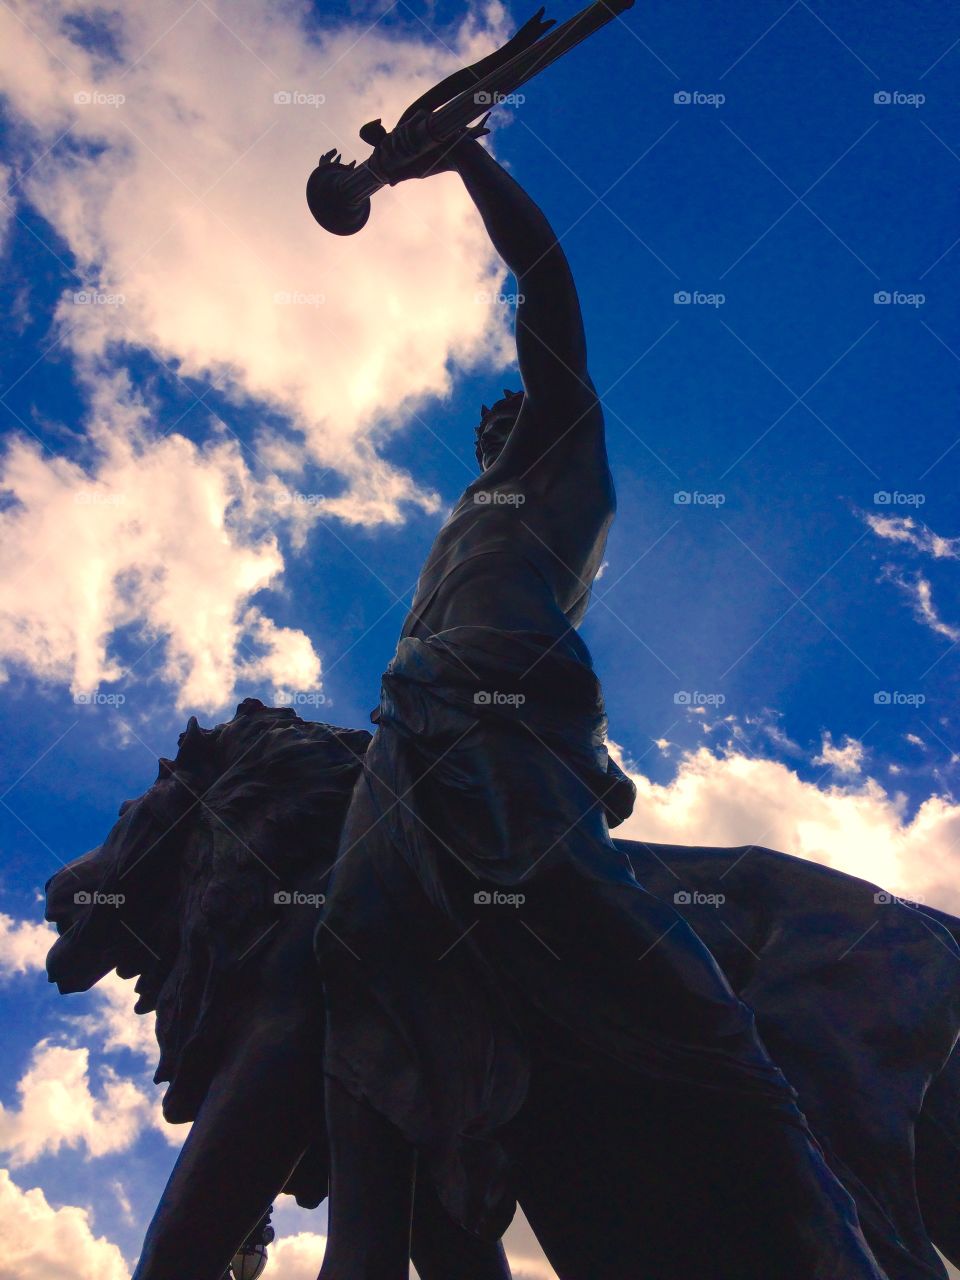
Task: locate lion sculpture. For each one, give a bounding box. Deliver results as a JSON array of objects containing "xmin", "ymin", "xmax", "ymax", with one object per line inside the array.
[{"xmin": 46, "ymin": 699, "xmax": 960, "ymax": 1280}]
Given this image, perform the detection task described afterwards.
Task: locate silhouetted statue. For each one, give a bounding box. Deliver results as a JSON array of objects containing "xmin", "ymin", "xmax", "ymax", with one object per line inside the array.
[
  {"xmin": 40, "ymin": 15, "xmax": 958, "ymax": 1279},
  {"xmin": 46, "ymin": 700, "xmax": 960, "ymax": 1279},
  {"xmin": 299, "ymin": 112, "xmax": 907, "ymax": 1278}
]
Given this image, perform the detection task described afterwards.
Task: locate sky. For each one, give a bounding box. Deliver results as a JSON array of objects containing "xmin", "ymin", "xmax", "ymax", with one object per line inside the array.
[{"xmin": 0, "ymin": 0, "xmax": 958, "ymax": 1276}]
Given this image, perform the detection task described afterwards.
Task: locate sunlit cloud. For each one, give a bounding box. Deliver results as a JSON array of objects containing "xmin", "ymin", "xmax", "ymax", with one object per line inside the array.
[
  {"xmin": 0, "ymin": 1169, "xmax": 129, "ymax": 1280},
  {"xmin": 0, "ymin": 0, "xmax": 516, "ymax": 709},
  {"xmin": 0, "ymin": 914, "xmax": 53, "ymax": 977},
  {"xmin": 812, "ymin": 730, "xmax": 865, "ymax": 775},
  {"xmin": 864, "ymin": 513, "xmax": 960, "ymax": 560},
  {"xmin": 612, "ymin": 741, "xmax": 960, "ymax": 914},
  {"xmin": 0, "ymin": 1041, "xmax": 155, "ymax": 1166}
]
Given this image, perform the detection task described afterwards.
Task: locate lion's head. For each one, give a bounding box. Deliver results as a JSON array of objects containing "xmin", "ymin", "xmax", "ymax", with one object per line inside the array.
[{"xmin": 45, "ymin": 697, "xmax": 370, "ymax": 1122}]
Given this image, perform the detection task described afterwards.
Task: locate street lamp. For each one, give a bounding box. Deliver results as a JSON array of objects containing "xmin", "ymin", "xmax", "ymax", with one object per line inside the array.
[{"xmin": 223, "ymin": 1207, "xmax": 275, "ymax": 1280}]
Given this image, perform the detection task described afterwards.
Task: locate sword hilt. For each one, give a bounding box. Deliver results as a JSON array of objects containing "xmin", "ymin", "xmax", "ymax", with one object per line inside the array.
[{"xmin": 306, "ymin": 0, "xmax": 634, "ymax": 236}]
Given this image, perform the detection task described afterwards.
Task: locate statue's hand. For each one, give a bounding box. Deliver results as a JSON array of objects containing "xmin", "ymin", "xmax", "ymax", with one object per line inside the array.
[{"xmin": 370, "ymin": 110, "xmax": 490, "ymax": 185}]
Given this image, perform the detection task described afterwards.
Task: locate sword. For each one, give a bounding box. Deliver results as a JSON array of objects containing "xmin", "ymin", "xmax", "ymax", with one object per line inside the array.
[{"xmin": 306, "ymin": 0, "xmax": 634, "ymax": 236}]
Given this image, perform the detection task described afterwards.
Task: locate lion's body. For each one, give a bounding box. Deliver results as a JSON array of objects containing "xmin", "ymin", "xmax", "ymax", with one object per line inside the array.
[{"xmin": 45, "ymin": 701, "xmax": 960, "ymax": 1280}]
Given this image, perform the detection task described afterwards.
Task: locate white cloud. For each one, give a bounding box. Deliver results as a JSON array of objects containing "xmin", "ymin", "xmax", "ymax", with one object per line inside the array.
[
  {"xmin": 861, "ymin": 514, "xmax": 960, "ymax": 648},
  {"xmin": 0, "ymin": 1169, "xmax": 128, "ymax": 1280},
  {"xmin": 68, "ymin": 971, "xmax": 158, "ymax": 1063},
  {"xmin": 0, "ymin": 911, "xmax": 180, "ymax": 1154},
  {"xmin": 0, "ymin": 1175, "xmax": 576, "ymax": 1280},
  {"xmin": 0, "ymin": 1041, "xmax": 154, "ymax": 1166},
  {"xmin": 0, "ymin": 0, "xmax": 516, "ymax": 709},
  {"xmin": 812, "ymin": 731, "xmax": 865, "ymax": 775},
  {"xmin": 0, "ymin": 367, "xmax": 322, "ymax": 710},
  {"xmin": 502, "ymin": 1209, "xmax": 560, "ymax": 1280},
  {"xmin": 0, "ymin": 916, "xmax": 159, "ymax": 1061},
  {"xmin": 1, "ymin": 1, "xmax": 514, "ymax": 469},
  {"xmin": 743, "ymin": 711, "xmax": 802, "ymax": 757},
  {"xmin": 0, "ymin": 915, "xmax": 54, "ymax": 977},
  {"xmin": 887, "ymin": 570, "xmax": 958, "ymax": 645},
  {"xmin": 879, "ymin": 569, "xmax": 960, "ymax": 644},
  {"xmin": 612, "ymin": 743, "xmax": 960, "ymax": 914},
  {"xmin": 0, "ymin": 161, "xmax": 14, "ymax": 255},
  {"xmin": 864, "ymin": 514, "xmax": 960, "ymax": 559},
  {"xmin": 267, "ymin": 1231, "xmax": 327, "ymax": 1278},
  {"xmin": 111, "ymin": 1179, "xmax": 135, "ymax": 1226},
  {"xmin": 261, "ymin": 1227, "xmax": 560, "ymax": 1280}
]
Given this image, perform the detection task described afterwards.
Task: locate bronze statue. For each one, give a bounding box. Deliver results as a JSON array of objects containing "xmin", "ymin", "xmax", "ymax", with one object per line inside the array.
[
  {"xmin": 299, "ymin": 98, "xmax": 905, "ymax": 1277},
  {"xmin": 40, "ymin": 9, "xmax": 959, "ymax": 1278},
  {"xmin": 46, "ymin": 700, "xmax": 960, "ymax": 1279}
]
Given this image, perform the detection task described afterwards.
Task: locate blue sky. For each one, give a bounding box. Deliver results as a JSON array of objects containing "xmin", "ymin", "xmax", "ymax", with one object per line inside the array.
[{"xmin": 0, "ymin": 0, "xmax": 958, "ymax": 1275}]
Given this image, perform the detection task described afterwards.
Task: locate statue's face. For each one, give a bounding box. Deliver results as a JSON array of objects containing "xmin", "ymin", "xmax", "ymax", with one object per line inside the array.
[{"xmin": 477, "ymin": 400, "xmax": 522, "ymax": 470}]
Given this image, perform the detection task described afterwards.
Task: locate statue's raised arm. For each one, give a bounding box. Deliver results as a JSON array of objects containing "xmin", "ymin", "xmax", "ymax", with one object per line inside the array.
[
  {"xmin": 374, "ymin": 126, "xmax": 602, "ymax": 474},
  {"xmin": 371, "ymin": 125, "xmax": 612, "ymax": 640},
  {"xmin": 455, "ymin": 138, "xmax": 600, "ymax": 463}
]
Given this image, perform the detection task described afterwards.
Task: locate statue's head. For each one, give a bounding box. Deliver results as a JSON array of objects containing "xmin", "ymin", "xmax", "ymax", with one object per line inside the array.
[
  {"xmin": 44, "ymin": 698, "xmax": 370, "ymax": 1121},
  {"xmin": 475, "ymin": 388, "xmax": 524, "ymax": 470}
]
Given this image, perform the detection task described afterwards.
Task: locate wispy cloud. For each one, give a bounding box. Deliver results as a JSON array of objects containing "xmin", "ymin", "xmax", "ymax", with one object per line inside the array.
[
  {"xmin": 812, "ymin": 731, "xmax": 865, "ymax": 775},
  {"xmin": 860, "ymin": 512, "xmax": 960, "ymax": 645},
  {"xmin": 0, "ymin": 161, "xmax": 14, "ymax": 253},
  {"xmin": 863, "ymin": 514, "xmax": 960, "ymax": 560},
  {"xmin": 880, "ymin": 567, "xmax": 960, "ymax": 644}
]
